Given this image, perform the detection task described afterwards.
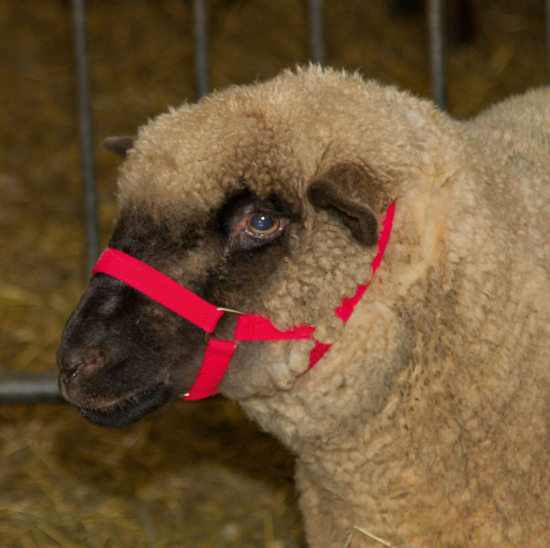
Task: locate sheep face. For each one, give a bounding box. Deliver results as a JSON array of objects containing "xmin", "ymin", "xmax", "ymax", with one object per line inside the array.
[{"xmin": 57, "ymin": 67, "xmax": 446, "ymax": 429}]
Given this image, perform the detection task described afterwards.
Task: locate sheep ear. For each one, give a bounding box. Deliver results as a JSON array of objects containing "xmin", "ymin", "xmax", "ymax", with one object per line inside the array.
[
  {"xmin": 307, "ymin": 163, "xmax": 379, "ymax": 246},
  {"xmin": 102, "ymin": 136, "xmax": 136, "ymax": 159}
]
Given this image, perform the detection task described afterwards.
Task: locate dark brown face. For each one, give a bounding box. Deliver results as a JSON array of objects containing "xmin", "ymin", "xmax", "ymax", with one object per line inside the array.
[
  {"xmin": 57, "ymin": 189, "xmax": 298, "ymax": 428},
  {"xmin": 57, "ymin": 159, "xmax": 381, "ymax": 428}
]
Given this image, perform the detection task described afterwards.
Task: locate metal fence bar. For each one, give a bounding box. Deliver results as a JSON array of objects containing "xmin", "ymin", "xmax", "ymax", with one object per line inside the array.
[
  {"xmin": 72, "ymin": 0, "xmax": 100, "ymax": 273},
  {"xmin": 309, "ymin": 0, "xmax": 325, "ymax": 65},
  {"xmin": 0, "ymin": 374, "xmax": 63, "ymax": 404},
  {"xmin": 428, "ymin": 0, "xmax": 447, "ymax": 110},
  {"xmin": 0, "ymin": 0, "xmax": 100, "ymax": 405},
  {"xmin": 547, "ymin": 0, "xmax": 550, "ymax": 81},
  {"xmin": 193, "ymin": 0, "xmax": 210, "ymax": 99}
]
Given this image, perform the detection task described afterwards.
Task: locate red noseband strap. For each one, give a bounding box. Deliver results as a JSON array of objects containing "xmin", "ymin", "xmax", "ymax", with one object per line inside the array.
[
  {"xmin": 92, "ymin": 201, "xmax": 396, "ymax": 400},
  {"xmin": 92, "ymin": 251, "xmax": 225, "ymax": 333}
]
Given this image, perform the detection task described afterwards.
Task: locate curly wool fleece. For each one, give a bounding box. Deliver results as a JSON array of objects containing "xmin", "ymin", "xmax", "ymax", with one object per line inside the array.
[{"xmin": 116, "ymin": 67, "xmax": 550, "ymax": 547}]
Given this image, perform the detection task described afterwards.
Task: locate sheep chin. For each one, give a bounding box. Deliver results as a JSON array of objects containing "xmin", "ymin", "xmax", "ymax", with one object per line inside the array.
[{"xmin": 77, "ymin": 383, "xmax": 171, "ymax": 429}]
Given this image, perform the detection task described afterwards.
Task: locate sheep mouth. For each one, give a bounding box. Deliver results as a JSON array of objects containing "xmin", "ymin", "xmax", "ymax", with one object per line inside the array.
[{"xmin": 77, "ymin": 383, "xmax": 171, "ymax": 428}]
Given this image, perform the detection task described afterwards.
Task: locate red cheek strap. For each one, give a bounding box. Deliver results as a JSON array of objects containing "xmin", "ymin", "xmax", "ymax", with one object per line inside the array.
[
  {"xmin": 92, "ymin": 201, "xmax": 396, "ymax": 401},
  {"xmin": 184, "ymin": 339, "xmax": 237, "ymax": 401}
]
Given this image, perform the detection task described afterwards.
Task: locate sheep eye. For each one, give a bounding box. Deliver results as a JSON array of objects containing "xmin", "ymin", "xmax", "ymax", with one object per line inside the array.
[
  {"xmin": 246, "ymin": 213, "xmax": 280, "ymax": 235},
  {"xmin": 222, "ymin": 194, "xmax": 292, "ymax": 253}
]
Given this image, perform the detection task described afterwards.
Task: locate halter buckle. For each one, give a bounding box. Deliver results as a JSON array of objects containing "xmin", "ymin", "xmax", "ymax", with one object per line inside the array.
[{"xmin": 204, "ymin": 307, "xmax": 246, "ymax": 345}]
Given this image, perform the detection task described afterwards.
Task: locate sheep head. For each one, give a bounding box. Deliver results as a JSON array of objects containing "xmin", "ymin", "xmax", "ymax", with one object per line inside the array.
[{"xmin": 57, "ymin": 67, "xmax": 452, "ymax": 430}]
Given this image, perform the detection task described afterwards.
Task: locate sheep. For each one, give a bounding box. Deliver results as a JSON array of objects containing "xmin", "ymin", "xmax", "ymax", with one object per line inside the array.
[{"xmin": 57, "ymin": 66, "xmax": 550, "ymax": 547}]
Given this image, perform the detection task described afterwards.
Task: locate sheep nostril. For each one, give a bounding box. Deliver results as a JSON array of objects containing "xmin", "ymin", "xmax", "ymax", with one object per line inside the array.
[
  {"xmin": 63, "ymin": 362, "xmax": 86, "ymax": 385},
  {"xmin": 60, "ymin": 348, "xmax": 111, "ymax": 386}
]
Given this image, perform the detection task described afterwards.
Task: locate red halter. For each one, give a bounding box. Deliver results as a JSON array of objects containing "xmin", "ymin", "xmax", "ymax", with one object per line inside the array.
[{"xmin": 92, "ymin": 202, "xmax": 396, "ymax": 400}]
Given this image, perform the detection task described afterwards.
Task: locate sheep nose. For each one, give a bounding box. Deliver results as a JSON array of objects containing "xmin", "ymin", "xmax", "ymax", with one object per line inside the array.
[
  {"xmin": 63, "ymin": 361, "xmax": 86, "ymax": 384},
  {"xmin": 58, "ymin": 347, "xmax": 110, "ymax": 386}
]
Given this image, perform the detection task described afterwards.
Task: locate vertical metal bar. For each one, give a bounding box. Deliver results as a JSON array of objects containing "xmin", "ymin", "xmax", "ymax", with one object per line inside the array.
[
  {"xmin": 193, "ymin": 0, "xmax": 210, "ymax": 99},
  {"xmin": 309, "ymin": 0, "xmax": 325, "ymax": 66},
  {"xmin": 547, "ymin": 0, "xmax": 550, "ymax": 82},
  {"xmin": 72, "ymin": 0, "xmax": 100, "ymax": 273},
  {"xmin": 428, "ymin": 0, "xmax": 447, "ymax": 110}
]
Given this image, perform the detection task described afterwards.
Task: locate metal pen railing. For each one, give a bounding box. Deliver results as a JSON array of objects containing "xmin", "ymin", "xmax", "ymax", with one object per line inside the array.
[
  {"xmin": 428, "ymin": 0, "xmax": 447, "ymax": 110},
  {"xmin": 73, "ymin": 0, "xmax": 100, "ymax": 275},
  {"xmin": 309, "ymin": 0, "xmax": 325, "ymax": 66},
  {"xmin": 1, "ymin": 0, "xmax": 549, "ymax": 403},
  {"xmin": 193, "ymin": 0, "xmax": 210, "ymax": 99}
]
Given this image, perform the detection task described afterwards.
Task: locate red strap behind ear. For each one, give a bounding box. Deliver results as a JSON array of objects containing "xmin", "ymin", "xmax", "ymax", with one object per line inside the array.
[{"xmin": 335, "ymin": 201, "xmax": 395, "ymax": 322}]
